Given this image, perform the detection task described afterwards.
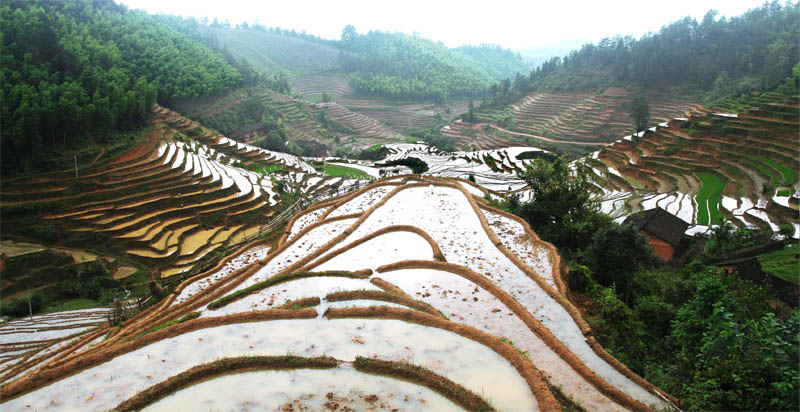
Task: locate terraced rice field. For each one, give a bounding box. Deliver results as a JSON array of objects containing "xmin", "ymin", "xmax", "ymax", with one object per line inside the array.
[
  {"xmin": 288, "ymin": 74, "xmax": 353, "ymax": 99},
  {"xmin": 694, "ymin": 172, "xmax": 726, "ymax": 225},
  {"xmin": 316, "ymin": 102, "xmax": 401, "ymax": 142},
  {"xmin": 0, "ymin": 308, "xmax": 111, "ymax": 383},
  {"xmin": 0, "ymin": 105, "xmax": 366, "ymax": 280},
  {"xmin": 381, "ymin": 143, "xmax": 544, "ymax": 197},
  {"xmin": 442, "ymin": 120, "xmax": 516, "ymax": 150},
  {"xmin": 289, "ymin": 73, "xmax": 474, "ymax": 132},
  {"xmin": 508, "ymin": 90, "xmax": 707, "ymax": 144},
  {"xmin": 0, "ymin": 176, "xmax": 678, "ymax": 411},
  {"xmin": 580, "ymin": 96, "xmax": 799, "ymax": 236}
]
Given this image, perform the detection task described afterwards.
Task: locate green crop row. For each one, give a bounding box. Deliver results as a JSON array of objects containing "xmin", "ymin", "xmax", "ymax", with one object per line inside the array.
[
  {"xmin": 748, "ymin": 155, "xmax": 798, "ymax": 186},
  {"xmin": 695, "ymin": 172, "xmax": 726, "ymax": 225}
]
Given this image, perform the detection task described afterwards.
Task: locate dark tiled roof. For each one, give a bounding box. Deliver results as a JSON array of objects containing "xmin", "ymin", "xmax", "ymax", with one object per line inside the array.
[
  {"xmin": 623, "ymin": 207, "xmax": 689, "ymax": 247},
  {"xmin": 231, "ymin": 123, "xmax": 264, "ymax": 137}
]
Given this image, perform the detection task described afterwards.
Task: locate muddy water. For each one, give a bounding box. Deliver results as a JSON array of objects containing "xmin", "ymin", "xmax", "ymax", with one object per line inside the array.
[
  {"xmin": 228, "ymin": 226, "xmax": 260, "ymax": 244},
  {"xmin": 180, "ymin": 227, "xmax": 223, "ymax": 255},
  {"xmin": 94, "ymin": 213, "xmax": 135, "ymax": 225},
  {"xmin": 127, "ymin": 246, "xmax": 177, "ymax": 259},
  {"xmin": 173, "ymin": 243, "xmax": 223, "ymax": 267},
  {"xmin": 171, "ymin": 246, "xmax": 271, "ymax": 306},
  {"xmin": 481, "ymin": 210, "xmax": 555, "ymax": 290},
  {"xmin": 0, "ymin": 240, "xmax": 47, "ymax": 257},
  {"xmin": 145, "ymin": 364, "xmax": 460, "ymax": 411},
  {"xmin": 327, "ymin": 186, "xmax": 395, "ymax": 218},
  {"xmin": 209, "ymin": 225, "xmax": 242, "ymax": 244},
  {"xmin": 230, "ymin": 218, "xmax": 358, "ymax": 293},
  {"xmin": 100, "ymin": 209, "xmax": 165, "ymax": 232},
  {"xmin": 287, "ymin": 207, "xmax": 330, "ymax": 241},
  {"xmin": 311, "ymin": 231, "xmax": 434, "ymax": 272},
  {"xmin": 378, "ymin": 268, "xmax": 625, "ymax": 411},
  {"xmin": 160, "ymin": 263, "xmax": 199, "ymax": 278},
  {"xmin": 165, "ymin": 225, "xmax": 200, "ymax": 249},
  {"xmin": 140, "ymin": 217, "xmax": 191, "ymax": 242},
  {"xmin": 116, "ymin": 221, "xmax": 160, "ymax": 239},
  {"xmin": 4, "ymin": 319, "xmax": 536, "ymax": 412}
]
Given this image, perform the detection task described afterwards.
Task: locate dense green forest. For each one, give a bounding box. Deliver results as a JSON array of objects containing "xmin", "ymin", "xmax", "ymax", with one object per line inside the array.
[
  {"xmin": 500, "ymin": 157, "xmax": 799, "ymax": 411},
  {"xmin": 483, "ymin": 1, "xmax": 799, "ymax": 108},
  {"xmin": 0, "ymin": 0, "xmax": 243, "ymax": 173},
  {"xmin": 338, "ymin": 27, "xmax": 496, "ymax": 102},
  {"xmin": 152, "ymin": 15, "xmax": 337, "ymax": 79},
  {"xmin": 454, "ymin": 44, "xmax": 529, "ymax": 82}
]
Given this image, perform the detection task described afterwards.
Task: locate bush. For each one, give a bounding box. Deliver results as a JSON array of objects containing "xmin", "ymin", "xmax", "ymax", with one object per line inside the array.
[
  {"xmin": 27, "ymin": 223, "xmax": 58, "ymax": 243},
  {"xmin": 584, "ymin": 222, "xmax": 660, "ymax": 301},
  {"xmin": 0, "ymin": 294, "xmax": 42, "ymax": 317},
  {"xmin": 355, "ymin": 145, "xmax": 389, "ymax": 161},
  {"xmin": 380, "ymin": 157, "xmax": 428, "ymax": 174},
  {"xmin": 566, "ymin": 263, "xmax": 595, "ymax": 293}
]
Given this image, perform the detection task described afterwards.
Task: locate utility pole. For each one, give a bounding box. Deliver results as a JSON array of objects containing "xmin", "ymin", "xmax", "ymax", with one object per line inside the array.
[
  {"xmin": 27, "ymin": 284, "xmax": 32, "ymax": 320},
  {"xmin": 74, "ymin": 155, "xmax": 78, "ymax": 178}
]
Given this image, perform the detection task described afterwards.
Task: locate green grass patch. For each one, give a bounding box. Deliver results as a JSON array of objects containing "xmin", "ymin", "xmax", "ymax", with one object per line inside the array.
[
  {"xmin": 405, "ymin": 135, "xmax": 418, "ymax": 143},
  {"xmin": 695, "ymin": 172, "xmax": 726, "ymax": 225},
  {"xmin": 320, "ymin": 163, "xmax": 370, "ymax": 179},
  {"xmin": 255, "ymin": 163, "xmax": 287, "ymax": 175},
  {"xmin": 301, "ymin": 94, "xmax": 324, "ymax": 103},
  {"xmin": 744, "ymin": 158, "xmax": 782, "ymax": 187},
  {"xmin": 748, "ymin": 155, "xmax": 798, "ymax": 185},
  {"xmin": 41, "ymin": 298, "xmax": 101, "ymax": 314},
  {"xmin": 758, "ymin": 243, "xmax": 800, "ymax": 285}
]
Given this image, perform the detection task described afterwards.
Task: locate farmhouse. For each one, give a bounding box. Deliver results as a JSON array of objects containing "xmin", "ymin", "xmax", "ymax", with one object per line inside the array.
[
  {"xmin": 623, "ymin": 207, "xmax": 689, "ymax": 261},
  {"xmin": 230, "ymin": 123, "xmax": 265, "ymax": 142}
]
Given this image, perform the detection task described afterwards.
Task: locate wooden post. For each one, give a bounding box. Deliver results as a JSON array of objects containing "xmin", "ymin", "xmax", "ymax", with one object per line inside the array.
[{"xmin": 27, "ymin": 284, "xmax": 32, "ymax": 319}]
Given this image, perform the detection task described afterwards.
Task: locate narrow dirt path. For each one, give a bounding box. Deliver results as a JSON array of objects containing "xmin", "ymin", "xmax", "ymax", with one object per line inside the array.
[
  {"xmin": 488, "ymin": 124, "xmax": 608, "ymax": 146},
  {"xmin": 87, "ymin": 133, "xmax": 106, "ymax": 167}
]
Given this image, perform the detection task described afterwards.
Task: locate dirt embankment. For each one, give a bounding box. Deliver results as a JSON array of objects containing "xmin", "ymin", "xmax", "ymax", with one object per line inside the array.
[
  {"xmin": 325, "ymin": 306, "xmax": 562, "ymax": 412},
  {"xmin": 0, "ymin": 309, "xmax": 317, "ymax": 402},
  {"xmin": 115, "ymin": 355, "xmax": 339, "ymax": 411}
]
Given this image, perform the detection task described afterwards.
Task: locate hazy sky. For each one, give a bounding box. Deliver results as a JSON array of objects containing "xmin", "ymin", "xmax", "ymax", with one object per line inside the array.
[{"xmin": 121, "ymin": 0, "xmax": 769, "ymax": 51}]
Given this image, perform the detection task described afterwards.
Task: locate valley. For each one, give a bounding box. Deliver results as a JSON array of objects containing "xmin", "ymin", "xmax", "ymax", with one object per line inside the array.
[{"xmin": 1, "ymin": 1, "xmax": 798, "ymax": 411}]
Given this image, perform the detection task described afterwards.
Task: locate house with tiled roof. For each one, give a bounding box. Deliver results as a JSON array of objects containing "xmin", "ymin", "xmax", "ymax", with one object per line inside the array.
[{"xmin": 623, "ymin": 207, "xmax": 689, "ymax": 261}]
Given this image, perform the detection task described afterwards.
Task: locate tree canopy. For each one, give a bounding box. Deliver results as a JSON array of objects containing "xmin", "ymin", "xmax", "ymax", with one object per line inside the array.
[
  {"xmin": 509, "ymin": 156, "xmax": 611, "ymax": 251},
  {"xmin": 338, "ymin": 28, "xmax": 496, "ymax": 102},
  {"xmin": 482, "ymin": 1, "xmax": 799, "ymax": 107},
  {"xmin": 1, "ymin": 0, "xmax": 242, "ymax": 173},
  {"xmin": 626, "ymin": 95, "xmax": 651, "ymax": 133}
]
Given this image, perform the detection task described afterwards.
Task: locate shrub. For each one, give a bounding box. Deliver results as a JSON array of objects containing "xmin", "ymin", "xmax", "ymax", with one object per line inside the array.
[
  {"xmin": 0, "ymin": 294, "xmax": 42, "ymax": 317},
  {"xmin": 380, "ymin": 157, "xmax": 428, "ymax": 174}
]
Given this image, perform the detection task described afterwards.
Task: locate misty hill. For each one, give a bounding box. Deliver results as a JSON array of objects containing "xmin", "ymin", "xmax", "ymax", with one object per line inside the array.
[
  {"xmin": 210, "ymin": 28, "xmax": 340, "ymax": 76},
  {"xmin": 454, "ymin": 44, "xmax": 530, "ymax": 82},
  {"xmin": 482, "ymin": 2, "xmax": 799, "ymax": 109}
]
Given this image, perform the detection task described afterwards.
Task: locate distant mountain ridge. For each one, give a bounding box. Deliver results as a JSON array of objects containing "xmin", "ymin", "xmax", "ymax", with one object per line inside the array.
[{"xmin": 481, "ymin": 2, "xmax": 799, "ymax": 109}]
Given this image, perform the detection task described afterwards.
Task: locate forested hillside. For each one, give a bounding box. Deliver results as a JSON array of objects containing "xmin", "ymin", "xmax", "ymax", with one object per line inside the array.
[
  {"xmin": 454, "ymin": 44, "xmax": 530, "ymax": 82},
  {"xmin": 483, "ymin": 1, "xmax": 799, "ymax": 108},
  {"xmin": 338, "ymin": 27, "xmax": 495, "ymax": 102},
  {"xmin": 0, "ymin": 0, "xmax": 246, "ymax": 173},
  {"xmin": 211, "ymin": 28, "xmax": 340, "ymax": 76}
]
